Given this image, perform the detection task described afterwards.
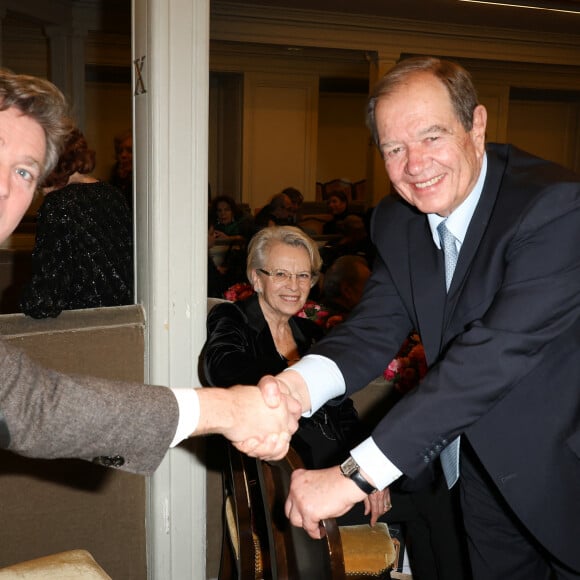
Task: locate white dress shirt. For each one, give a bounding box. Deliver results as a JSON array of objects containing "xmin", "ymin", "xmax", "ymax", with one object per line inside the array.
[{"xmin": 169, "ymin": 388, "xmax": 200, "ymax": 447}]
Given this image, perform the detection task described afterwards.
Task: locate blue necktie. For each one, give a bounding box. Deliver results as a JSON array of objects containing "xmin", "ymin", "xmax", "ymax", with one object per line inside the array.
[{"xmin": 437, "ymin": 220, "xmax": 461, "ymax": 489}]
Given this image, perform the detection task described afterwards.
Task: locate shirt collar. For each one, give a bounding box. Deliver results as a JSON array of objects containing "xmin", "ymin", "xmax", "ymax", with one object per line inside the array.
[{"xmin": 427, "ymin": 153, "xmax": 487, "ymax": 250}]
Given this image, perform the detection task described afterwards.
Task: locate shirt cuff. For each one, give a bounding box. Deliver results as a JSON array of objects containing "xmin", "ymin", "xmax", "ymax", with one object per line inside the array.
[
  {"xmin": 350, "ymin": 436, "xmax": 403, "ymax": 490},
  {"xmin": 169, "ymin": 388, "xmax": 200, "ymax": 447},
  {"xmin": 283, "ymin": 354, "xmax": 345, "ymax": 416}
]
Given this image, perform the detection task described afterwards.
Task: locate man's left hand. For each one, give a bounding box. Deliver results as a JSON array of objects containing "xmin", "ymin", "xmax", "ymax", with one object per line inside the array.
[{"xmin": 284, "ymin": 466, "xmax": 368, "ymax": 539}]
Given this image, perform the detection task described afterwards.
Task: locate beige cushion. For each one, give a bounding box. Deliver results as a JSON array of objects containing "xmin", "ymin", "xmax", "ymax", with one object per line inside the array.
[
  {"xmin": 0, "ymin": 550, "xmax": 111, "ymax": 579},
  {"xmin": 339, "ymin": 523, "xmax": 396, "ymax": 576},
  {"xmin": 224, "ymin": 496, "xmax": 263, "ymax": 577}
]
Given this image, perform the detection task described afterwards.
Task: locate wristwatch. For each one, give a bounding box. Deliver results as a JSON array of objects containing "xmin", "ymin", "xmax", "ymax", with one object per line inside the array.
[{"xmin": 340, "ymin": 456, "xmax": 377, "ymax": 494}]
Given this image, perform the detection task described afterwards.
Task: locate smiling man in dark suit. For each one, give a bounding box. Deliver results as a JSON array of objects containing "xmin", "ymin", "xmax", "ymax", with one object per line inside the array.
[{"xmin": 247, "ymin": 57, "xmax": 580, "ymax": 579}]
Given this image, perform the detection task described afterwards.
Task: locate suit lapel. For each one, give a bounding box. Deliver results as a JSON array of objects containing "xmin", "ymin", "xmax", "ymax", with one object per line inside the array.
[{"xmin": 443, "ymin": 147, "xmax": 505, "ymax": 331}]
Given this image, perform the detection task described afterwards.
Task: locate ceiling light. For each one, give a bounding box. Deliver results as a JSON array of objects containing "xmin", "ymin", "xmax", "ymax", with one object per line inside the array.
[{"xmin": 458, "ymin": 0, "xmax": 580, "ymax": 14}]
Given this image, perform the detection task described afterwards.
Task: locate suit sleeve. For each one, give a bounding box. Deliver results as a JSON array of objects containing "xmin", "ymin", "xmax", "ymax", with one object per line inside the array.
[
  {"xmin": 311, "ymin": 248, "xmax": 414, "ymax": 388},
  {"xmin": 0, "ymin": 339, "xmax": 178, "ymax": 475}
]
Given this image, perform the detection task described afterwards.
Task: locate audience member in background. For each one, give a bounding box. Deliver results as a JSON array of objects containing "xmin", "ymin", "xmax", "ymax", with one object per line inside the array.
[
  {"xmin": 20, "ymin": 127, "xmax": 133, "ymax": 319},
  {"xmin": 320, "ymin": 214, "xmax": 376, "ymax": 271},
  {"xmin": 209, "ymin": 195, "xmax": 252, "ymax": 286},
  {"xmin": 207, "ymin": 219, "xmax": 233, "ymax": 298},
  {"xmin": 321, "ymin": 255, "xmax": 371, "ymax": 322},
  {"xmin": 209, "ymin": 194, "xmax": 254, "ymax": 245},
  {"xmin": 281, "ymin": 186, "xmax": 304, "ymax": 225},
  {"xmin": 254, "ymin": 192, "xmax": 293, "ymax": 230},
  {"xmin": 109, "ymin": 128, "xmax": 133, "ymax": 211},
  {"xmin": 201, "ymin": 226, "xmax": 390, "ymax": 525},
  {"xmin": 322, "ymin": 190, "xmax": 354, "ymax": 235},
  {"xmin": 0, "ymin": 67, "xmax": 298, "ymax": 472}
]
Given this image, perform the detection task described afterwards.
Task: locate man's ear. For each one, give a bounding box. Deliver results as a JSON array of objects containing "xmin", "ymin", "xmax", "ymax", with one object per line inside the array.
[
  {"xmin": 471, "ymin": 104, "xmax": 487, "ymax": 151},
  {"xmin": 340, "ymin": 280, "xmax": 354, "ymax": 304}
]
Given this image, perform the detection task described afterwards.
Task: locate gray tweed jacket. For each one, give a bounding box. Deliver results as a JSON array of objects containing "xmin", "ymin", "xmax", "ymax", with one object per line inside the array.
[{"xmin": 0, "ymin": 339, "xmax": 178, "ymax": 474}]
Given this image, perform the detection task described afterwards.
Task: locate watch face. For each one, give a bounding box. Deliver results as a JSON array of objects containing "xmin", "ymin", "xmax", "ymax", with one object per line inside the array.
[{"xmin": 340, "ymin": 456, "xmax": 358, "ymax": 477}]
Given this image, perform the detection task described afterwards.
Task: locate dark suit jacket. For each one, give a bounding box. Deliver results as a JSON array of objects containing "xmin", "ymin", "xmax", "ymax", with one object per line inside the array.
[
  {"xmin": 0, "ymin": 339, "xmax": 178, "ymax": 474},
  {"xmin": 311, "ymin": 143, "xmax": 580, "ymax": 570}
]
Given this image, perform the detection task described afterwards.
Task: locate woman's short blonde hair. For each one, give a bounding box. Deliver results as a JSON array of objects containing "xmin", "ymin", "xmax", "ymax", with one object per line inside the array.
[{"xmin": 247, "ymin": 226, "xmax": 322, "ymax": 286}]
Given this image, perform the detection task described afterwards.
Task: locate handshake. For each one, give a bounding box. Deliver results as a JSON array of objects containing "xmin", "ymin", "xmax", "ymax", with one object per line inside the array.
[
  {"xmin": 196, "ymin": 371, "xmax": 308, "ymax": 460},
  {"xmin": 195, "ymin": 370, "xmax": 391, "ymax": 540}
]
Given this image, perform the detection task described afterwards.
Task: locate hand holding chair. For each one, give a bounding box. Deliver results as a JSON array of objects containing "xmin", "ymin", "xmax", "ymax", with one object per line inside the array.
[{"xmin": 220, "ymin": 443, "xmax": 396, "ymax": 579}]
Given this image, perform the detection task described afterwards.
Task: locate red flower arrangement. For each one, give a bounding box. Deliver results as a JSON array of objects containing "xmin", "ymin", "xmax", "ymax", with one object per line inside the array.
[
  {"xmin": 384, "ymin": 332, "xmax": 428, "ymax": 394},
  {"xmin": 223, "ymin": 282, "xmax": 254, "ymax": 302},
  {"xmin": 296, "ymin": 300, "xmax": 331, "ymax": 327},
  {"xmin": 324, "ymin": 313, "xmax": 346, "ymax": 329}
]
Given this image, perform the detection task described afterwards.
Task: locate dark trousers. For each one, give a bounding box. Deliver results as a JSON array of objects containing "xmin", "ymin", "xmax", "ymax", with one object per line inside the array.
[{"xmin": 460, "ymin": 440, "xmax": 580, "ymax": 580}]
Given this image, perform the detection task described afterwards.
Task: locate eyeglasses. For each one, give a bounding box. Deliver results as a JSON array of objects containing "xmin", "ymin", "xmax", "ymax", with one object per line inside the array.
[{"xmin": 257, "ymin": 268, "xmax": 313, "ymax": 285}]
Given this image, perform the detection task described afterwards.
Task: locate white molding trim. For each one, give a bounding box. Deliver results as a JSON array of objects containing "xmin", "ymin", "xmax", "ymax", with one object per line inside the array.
[
  {"xmin": 133, "ymin": 0, "xmax": 209, "ymax": 578},
  {"xmin": 210, "ymin": 1, "xmax": 580, "ymax": 67}
]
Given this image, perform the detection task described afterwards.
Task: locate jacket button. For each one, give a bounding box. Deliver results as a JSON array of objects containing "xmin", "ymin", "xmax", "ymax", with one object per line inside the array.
[{"xmin": 92, "ymin": 455, "xmax": 125, "ymax": 468}]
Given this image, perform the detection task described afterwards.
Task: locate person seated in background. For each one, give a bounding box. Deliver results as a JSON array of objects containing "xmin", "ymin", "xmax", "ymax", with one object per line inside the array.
[
  {"xmin": 253, "ymin": 192, "xmax": 293, "ymax": 230},
  {"xmin": 209, "ymin": 195, "xmax": 252, "ymax": 286},
  {"xmin": 201, "ymin": 225, "xmax": 390, "ymax": 524},
  {"xmin": 207, "ymin": 219, "xmax": 234, "ymax": 299},
  {"xmin": 320, "ymin": 214, "xmax": 376, "ymax": 271},
  {"xmin": 281, "ymin": 186, "xmax": 304, "ymax": 225},
  {"xmin": 321, "ymin": 255, "xmax": 371, "ymax": 323},
  {"xmin": 209, "ymin": 194, "xmax": 254, "ymax": 246},
  {"xmin": 322, "ymin": 190, "xmax": 354, "ymax": 235},
  {"xmin": 109, "ymin": 128, "xmax": 133, "ymax": 211},
  {"xmin": 20, "ymin": 127, "xmax": 133, "ymax": 319}
]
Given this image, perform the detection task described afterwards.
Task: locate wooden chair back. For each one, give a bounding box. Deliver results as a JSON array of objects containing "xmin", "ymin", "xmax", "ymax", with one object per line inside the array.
[
  {"xmin": 260, "ymin": 446, "xmax": 346, "ymax": 579},
  {"xmin": 219, "ymin": 444, "xmax": 343, "ymax": 579},
  {"xmin": 220, "ymin": 443, "xmax": 395, "ymax": 580},
  {"xmin": 219, "ymin": 442, "xmax": 272, "ymax": 579}
]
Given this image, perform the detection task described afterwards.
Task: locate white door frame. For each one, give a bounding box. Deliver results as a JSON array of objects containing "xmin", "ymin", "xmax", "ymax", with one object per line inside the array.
[{"xmin": 133, "ymin": 0, "xmax": 210, "ymax": 577}]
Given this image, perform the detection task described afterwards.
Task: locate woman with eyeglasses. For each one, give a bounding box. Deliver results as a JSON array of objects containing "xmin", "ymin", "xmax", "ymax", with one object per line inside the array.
[
  {"xmin": 201, "ymin": 225, "xmax": 390, "ymax": 526},
  {"xmin": 202, "ymin": 226, "xmax": 324, "ymax": 390}
]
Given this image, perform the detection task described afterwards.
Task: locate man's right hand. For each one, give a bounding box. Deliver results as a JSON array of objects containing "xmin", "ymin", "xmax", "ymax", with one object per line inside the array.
[
  {"xmin": 258, "ymin": 371, "xmax": 311, "ymax": 413},
  {"xmin": 233, "ymin": 372, "xmax": 309, "ymax": 459},
  {"xmin": 196, "ymin": 385, "xmax": 301, "ymax": 460}
]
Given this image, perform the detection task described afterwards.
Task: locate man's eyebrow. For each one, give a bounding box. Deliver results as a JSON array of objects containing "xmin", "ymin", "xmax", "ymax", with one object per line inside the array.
[
  {"xmin": 419, "ymin": 124, "xmax": 449, "ymax": 137},
  {"xmin": 381, "ymin": 125, "xmax": 450, "ymax": 149},
  {"xmin": 20, "ymin": 156, "xmax": 42, "ymax": 171}
]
